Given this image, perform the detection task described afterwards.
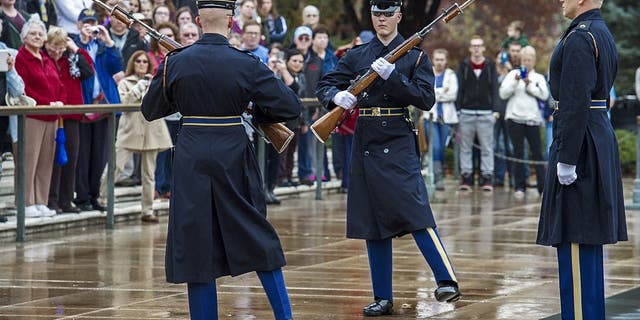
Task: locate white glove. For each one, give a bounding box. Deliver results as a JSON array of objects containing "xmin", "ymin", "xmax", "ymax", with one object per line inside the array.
[
  {"xmin": 557, "ymin": 162, "xmax": 577, "ymax": 185},
  {"xmin": 332, "ymin": 91, "xmax": 357, "ymax": 110},
  {"xmin": 371, "ymin": 57, "xmax": 395, "ymax": 80}
]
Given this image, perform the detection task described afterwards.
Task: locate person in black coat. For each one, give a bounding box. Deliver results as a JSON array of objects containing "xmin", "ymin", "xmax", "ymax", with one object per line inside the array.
[
  {"xmin": 316, "ymin": 0, "xmax": 460, "ymax": 316},
  {"xmin": 536, "ymin": 0, "xmax": 627, "ymax": 318},
  {"xmin": 141, "ymin": 1, "xmax": 300, "ymax": 319}
]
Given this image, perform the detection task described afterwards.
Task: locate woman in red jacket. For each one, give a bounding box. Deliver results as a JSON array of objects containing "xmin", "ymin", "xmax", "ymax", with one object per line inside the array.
[
  {"xmin": 15, "ymin": 16, "xmax": 65, "ymax": 218},
  {"xmin": 44, "ymin": 26, "xmax": 94, "ymax": 214}
]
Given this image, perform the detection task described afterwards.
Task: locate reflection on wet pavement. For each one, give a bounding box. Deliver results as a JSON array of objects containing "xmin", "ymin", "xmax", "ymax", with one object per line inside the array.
[{"xmin": 0, "ymin": 185, "xmax": 639, "ymax": 319}]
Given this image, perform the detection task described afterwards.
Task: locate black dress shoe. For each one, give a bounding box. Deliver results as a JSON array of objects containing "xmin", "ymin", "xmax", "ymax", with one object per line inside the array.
[
  {"xmin": 60, "ymin": 205, "xmax": 82, "ymax": 213},
  {"xmin": 48, "ymin": 206, "xmax": 62, "ymax": 215},
  {"xmin": 91, "ymin": 201, "xmax": 107, "ymax": 212},
  {"xmin": 434, "ymin": 282, "xmax": 461, "ymax": 303},
  {"xmin": 77, "ymin": 202, "xmax": 94, "ymax": 211},
  {"xmin": 363, "ymin": 299, "xmax": 392, "ymax": 316},
  {"xmin": 265, "ymin": 191, "xmax": 281, "ymax": 205},
  {"xmin": 115, "ymin": 177, "xmax": 137, "ymax": 187}
]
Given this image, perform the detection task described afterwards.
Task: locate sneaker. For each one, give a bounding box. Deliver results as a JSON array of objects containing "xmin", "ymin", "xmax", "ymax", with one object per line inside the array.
[
  {"xmin": 25, "ymin": 205, "xmax": 42, "ymax": 218},
  {"xmin": 458, "ymin": 174, "xmax": 473, "ymax": 191},
  {"xmin": 480, "ymin": 175, "xmax": 493, "ymax": 192},
  {"xmin": 35, "ymin": 204, "xmax": 56, "ymax": 217},
  {"xmin": 514, "ymin": 189, "xmax": 525, "ymax": 199}
]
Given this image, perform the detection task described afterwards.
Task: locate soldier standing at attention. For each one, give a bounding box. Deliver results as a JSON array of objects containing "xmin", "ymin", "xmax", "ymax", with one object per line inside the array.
[
  {"xmin": 141, "ymin": 1, "xmax": 301, "ymax": 319},
  {"xmin": 316, "ymin": 0, "xmax": 460, "ymax": 316},
  {"xmin": 537, "ymin": 0, "xmax": 627, "ymax": 319}
]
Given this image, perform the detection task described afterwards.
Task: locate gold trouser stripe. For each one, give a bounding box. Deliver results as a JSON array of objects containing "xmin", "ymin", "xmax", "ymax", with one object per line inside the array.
[
  {"xmin": 182, "ymin": 123, "xmax": 241, "ymax": 127},
  {"xmin": 182, "ymin": 116, "xmax": 241, "ymax": 119},
  {"xmin": 427, "ymin": 228, "xmax": 457, "ymax": 282},
  {"xmin": 571, "ymin": 243, "xmax": 583, "ymax": 320}
]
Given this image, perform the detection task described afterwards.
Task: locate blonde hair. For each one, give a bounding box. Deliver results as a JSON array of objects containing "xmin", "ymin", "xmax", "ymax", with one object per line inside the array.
[
  {"xmin": 46, "ymin": 26, "xmax": 68, "ymax": 45},
  {"xmin": 520, "ymin": 45, "xmax": 536, "ymax": 60}
]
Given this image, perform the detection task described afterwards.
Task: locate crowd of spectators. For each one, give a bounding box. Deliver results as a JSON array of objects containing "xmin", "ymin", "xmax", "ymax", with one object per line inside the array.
[{"xmin": 0, "ymin": 1, "xmax": 632, "ymax": 224}]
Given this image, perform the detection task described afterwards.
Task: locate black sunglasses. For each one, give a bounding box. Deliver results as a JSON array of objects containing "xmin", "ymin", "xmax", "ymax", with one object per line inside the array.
[{"xmin": 372, "ymin": 11, "xmax": 397, "ymax": 17}]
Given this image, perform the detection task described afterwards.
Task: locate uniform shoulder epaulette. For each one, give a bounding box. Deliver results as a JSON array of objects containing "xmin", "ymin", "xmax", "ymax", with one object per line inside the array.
[
  {"xmin": 229, "ymin": 45, "xmax": 261, "ymax": 61},
  {"xmin": 166, "ymin": 45, "xmax": 189, "ymax": 57},
  {"xmin": 576, "ymin": 20, "xmax": 593, "ymax": 31},
  {"xmin": 563, "ymin": 20, "xmax": 598, "ymax": 59}
]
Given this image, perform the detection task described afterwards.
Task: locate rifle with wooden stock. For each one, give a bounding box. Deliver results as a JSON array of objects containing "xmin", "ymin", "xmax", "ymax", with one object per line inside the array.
[
  {"xmin": 310, "ymin": 0, "xmax": 477, "ymax": 143},
  {"xmin": 92, "ymin": 0, "xmax": 294, "ymax": 153}
]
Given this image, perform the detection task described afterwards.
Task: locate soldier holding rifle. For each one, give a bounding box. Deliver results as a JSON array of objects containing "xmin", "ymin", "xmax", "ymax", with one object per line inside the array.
[
  {"xmin": 140, "ymin": 1, "xmax": 300, "ymax": 319},
  {"xmin": 316, "ymin": 0, "xmax": 461, "ymax": 316}
]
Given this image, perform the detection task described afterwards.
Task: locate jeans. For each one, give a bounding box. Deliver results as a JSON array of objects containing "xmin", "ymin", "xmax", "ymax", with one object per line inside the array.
[
  {"xmin": 297, "ymin": 128, "xmax": 312, "ymax": 179},
  {"xmin": 425, "ymin": 120, "xmax": 452, "ymax": 162}
]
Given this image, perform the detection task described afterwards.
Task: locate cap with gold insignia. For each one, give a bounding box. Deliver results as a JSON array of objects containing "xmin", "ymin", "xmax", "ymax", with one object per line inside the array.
[
  {"xmin": 77, "ymin": 8, "xmax": 98, "ymax": 22},
  {"xmin": 370, "ymin": 0, "xmax": 402, "ymax": 13},
  {"xmin": 197, "ymin": 0, "xmax": 236, "ymax": 10}
]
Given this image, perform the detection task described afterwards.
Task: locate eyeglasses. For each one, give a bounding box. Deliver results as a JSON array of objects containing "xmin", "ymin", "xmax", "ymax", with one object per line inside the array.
[
  {"xmin": 245, "ymin": 32, "xmax": 260, "ymax": 37},
  {"xmin": 28, "ymin": 31, "xmax": 44, "ymax": 37},
  {"xmin": 298, "ymin": 35, "xmax": 310, "ymax": 41},
  {"xmin": 372, "ymin": 11, "xmax": 397, "ymax": 17},
  {"xmin": 182, "ymin": 32, "xmax": 198, "ymax": 38},
  {"xmin": 135, "ymin": 59, "xmax": 149, "ymax": 64}
]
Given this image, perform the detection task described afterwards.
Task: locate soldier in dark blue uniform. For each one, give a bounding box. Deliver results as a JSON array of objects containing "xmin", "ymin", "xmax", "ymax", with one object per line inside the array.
[
  {"xmin": 141, "ymin": 1, "xmax": 300, "ymax": 319},
  {"xmin": 537, "ymin": 0, "xmax": 627, "ymax": 318},
  {"xmin": 316, "ymin": 0, "xmax": 460, "ymax": 316}
]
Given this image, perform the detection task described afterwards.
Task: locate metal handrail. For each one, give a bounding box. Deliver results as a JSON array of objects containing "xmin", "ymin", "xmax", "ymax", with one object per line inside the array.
[
  {"xmin": 4, "ymin": 100, "xmax": 326, "ymax": 241},
  {"xmin": 1, "ymin": 103, "xmax": 140, "ymax": 242}
]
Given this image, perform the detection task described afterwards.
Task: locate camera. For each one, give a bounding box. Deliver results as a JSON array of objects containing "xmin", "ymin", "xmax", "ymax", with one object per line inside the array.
[{"xmin": 90, "ymin": 26, "xmax": 100, "ymax": 35}]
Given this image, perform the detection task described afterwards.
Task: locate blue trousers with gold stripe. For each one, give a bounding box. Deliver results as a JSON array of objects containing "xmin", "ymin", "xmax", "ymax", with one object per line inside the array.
[
  {"xmin": 557, "ymin": 242, "xmax": 605, "ymax": 320},
  {"xmin": 366, "ymin": 228, "xmax": 457, "ymax": 301},
  {"xmin": 187, "ymin": 268, "xmax": 292, "ymax": 320}
]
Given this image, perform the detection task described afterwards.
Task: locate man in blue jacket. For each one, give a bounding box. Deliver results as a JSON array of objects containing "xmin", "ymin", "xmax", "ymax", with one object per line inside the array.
[{"xmin": 72, "ymin": 8, "xmax": 124, "ymax": 212}]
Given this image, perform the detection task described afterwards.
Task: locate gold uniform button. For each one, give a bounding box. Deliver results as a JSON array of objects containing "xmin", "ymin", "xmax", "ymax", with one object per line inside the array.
[
  {"xmin": 364, "ymin": 151, "xmax": 370, "ymax": 156},
  {"xmin": 383, "ymin": 148, "xmax": 389, "ymax": 154}
]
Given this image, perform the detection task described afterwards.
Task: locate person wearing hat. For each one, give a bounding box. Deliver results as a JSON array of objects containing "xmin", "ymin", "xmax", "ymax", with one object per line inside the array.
[
  {"xmin": 141, "ymin": 1, "xmax": 300, "ymax": 319},
  {"xmin": 316, "ymin": 0, "xmax": 461, "ymax": 316},
  {"xmin": 537, "ymin": 0, "xmax": 627, "ymax": 318},
  {"xmin": 72, "ymin": 8, "xmax": 124, "ymax": 212}
]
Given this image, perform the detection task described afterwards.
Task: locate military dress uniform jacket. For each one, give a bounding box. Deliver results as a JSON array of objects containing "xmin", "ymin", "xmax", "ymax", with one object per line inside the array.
[
  {"xmin": 537, "ymin": 9, "xmax": 627, "ymax": 246},
  {"xmin": 141, "ymin": 33, "xmax": 301, "ymax": 283},
  {"xmin": 316, "ymin": 34, "xmax": 437, "ymax": 240}
]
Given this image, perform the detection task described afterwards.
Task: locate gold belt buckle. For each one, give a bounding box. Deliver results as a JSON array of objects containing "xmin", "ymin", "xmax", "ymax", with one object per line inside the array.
[{"xmin": 371, "ymin": 107, "xmax": 381, "ymax": 117}]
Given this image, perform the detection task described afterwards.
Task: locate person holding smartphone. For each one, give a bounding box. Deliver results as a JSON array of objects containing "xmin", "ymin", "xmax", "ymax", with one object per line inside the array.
[{"xmin": 499, "ymin": 45, "xmax": 549, "ymax": 198}]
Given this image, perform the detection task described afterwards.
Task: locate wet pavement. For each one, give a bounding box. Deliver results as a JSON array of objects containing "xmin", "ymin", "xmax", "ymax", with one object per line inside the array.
[{"xmin": 0, "ymin": 184, "xmax": 639, "ymax": 319}]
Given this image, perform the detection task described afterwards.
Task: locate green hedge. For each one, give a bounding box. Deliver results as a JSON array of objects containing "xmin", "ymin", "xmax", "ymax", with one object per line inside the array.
[{"xmin": 615, "ymin": 129, "xmax": 636, "ymax": 175}]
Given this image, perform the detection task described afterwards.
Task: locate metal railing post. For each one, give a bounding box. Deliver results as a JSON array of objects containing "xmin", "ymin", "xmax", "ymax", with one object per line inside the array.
[
  {"xmin": 315, "ymin": 135, "xmax": 324, "ymax": 200},
  {"xmin": 16, "ymin": 115, "xmax": 25, "ymax": 242},
  {"xmin": 106, "ymin": 113, "xmax": 116, "ymax": 229},
  {"xmin": 453, "ymin": 126, "xmax": 460, "ymax": 179},
  {"xmin": 257, "ymin": 136, "xmax": 266, "ymax": 190},
  {"xmin": 627, "ymin": 115, "xmax": 640, "ymax": 210},
  {"xmin": 426, "ymin": 114, "xmax": 435, "ymax": 198}
]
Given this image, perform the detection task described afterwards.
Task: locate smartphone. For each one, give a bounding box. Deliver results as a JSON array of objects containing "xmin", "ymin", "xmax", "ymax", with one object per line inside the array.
[
  {"xmin": 0, "ymin": 50, "xmax": 9, "ymax": 72},
  {"xmin": 500, "ymin": 51, "xmax": 509, "ymax": 65},
  {"xmin": 277, "ymin": 51, "xmax": 285, "ymax": 61},
  {"xmin": 519, "ymin": 66, "xmax": 528, "ymax": 79}
]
